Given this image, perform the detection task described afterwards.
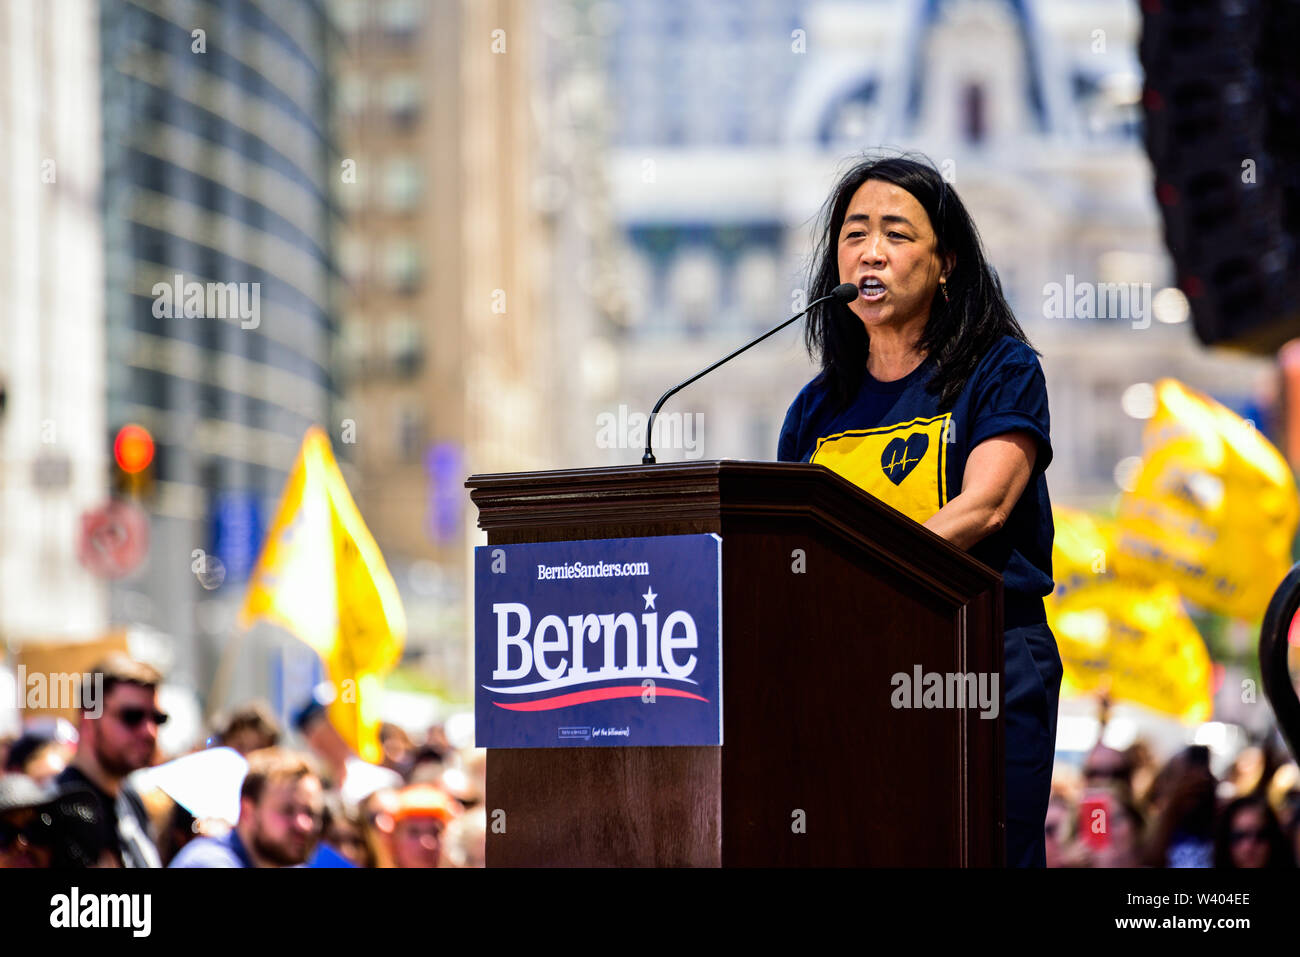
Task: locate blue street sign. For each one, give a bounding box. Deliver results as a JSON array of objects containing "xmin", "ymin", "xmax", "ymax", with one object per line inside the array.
[{"xmin": 209, "ymin": 491, "xmax": 262, "ymax": 584}]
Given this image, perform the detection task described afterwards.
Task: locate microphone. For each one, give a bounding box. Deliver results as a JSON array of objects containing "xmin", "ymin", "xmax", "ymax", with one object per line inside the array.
[{"xmin": 641, "ymin": 281, "xmax": 860, "ymax": 465}]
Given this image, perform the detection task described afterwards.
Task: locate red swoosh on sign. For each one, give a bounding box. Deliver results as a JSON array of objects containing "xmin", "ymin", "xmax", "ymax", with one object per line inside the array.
[{"xmin": 492, "ymin": 686, "xmax": 709, "ymax": 711}]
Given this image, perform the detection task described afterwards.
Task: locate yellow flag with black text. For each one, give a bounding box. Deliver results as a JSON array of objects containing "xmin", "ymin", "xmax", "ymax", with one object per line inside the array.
[
  {"xmin": 1115, "ymin": 379, "xmax": 1299, "ymax": 621},
  {"xmin": 239, "ymin": 427, "xmax": 405, "ymax": 763},
  {"xmin": 1047, "ymin": 506, "xmax": 1213, "ymax": 723}
]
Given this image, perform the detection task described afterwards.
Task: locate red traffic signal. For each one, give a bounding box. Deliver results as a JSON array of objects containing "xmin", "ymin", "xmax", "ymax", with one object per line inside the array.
[{"xmin": 113, "ymin": 424, "xmax": 155, "ymax": 474}]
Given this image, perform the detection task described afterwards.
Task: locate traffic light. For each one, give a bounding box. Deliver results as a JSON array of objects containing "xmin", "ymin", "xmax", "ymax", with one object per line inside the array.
[{"xmin": 112, "ymin": 423, "xmax": 155, "ymax": 499}]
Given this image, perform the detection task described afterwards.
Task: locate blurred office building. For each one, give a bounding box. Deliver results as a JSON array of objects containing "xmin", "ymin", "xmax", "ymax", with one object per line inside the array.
[
  {"xmin": 330, "ymin": 0, "xmax": 572, "ymax": 702},
  {"xmin": 98, "ymin": 0, "xmax": 339, "ymax": 719},
  {"xmin": 0, "ymin": 0, "xmax": 110, "ymax": 657}
]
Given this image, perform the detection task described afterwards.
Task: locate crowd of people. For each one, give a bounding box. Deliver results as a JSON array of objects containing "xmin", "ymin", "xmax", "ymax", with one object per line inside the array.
[
  {"xmin": 0, "ymin": 654, "xmax": 485, "ymax": 868},
  {"xmin": 5, "ymin": 651, "xmax": 1300, "ymax": 869},
  {"xmin": 1047, "ymin": 739, "xmax": 1300, "ymax": 868}
]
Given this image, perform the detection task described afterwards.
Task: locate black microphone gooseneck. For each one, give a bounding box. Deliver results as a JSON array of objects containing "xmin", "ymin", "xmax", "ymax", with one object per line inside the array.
[{"xmin": 641, "ymin": 282, "xmax": 860, "ymax": 465}]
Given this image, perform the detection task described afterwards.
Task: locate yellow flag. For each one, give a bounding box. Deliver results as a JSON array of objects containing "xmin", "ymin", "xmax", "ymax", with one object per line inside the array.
[
  {"xmin": 1115, "ymin": 378, "xmax": 1299, "ymax": 621},
  {"xmin": 239, "ymin": 427, "xmax": 406, "ymax": 762},
  {"xmin": 1047, "ymin": 506, "xmax": 1213, "ymax": 723}
]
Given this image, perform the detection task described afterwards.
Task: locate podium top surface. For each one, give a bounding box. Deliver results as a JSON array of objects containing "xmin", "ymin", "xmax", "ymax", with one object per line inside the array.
[{"xmin": 466, "ymin": 459, "xmax": 1001, "ymax": 605}]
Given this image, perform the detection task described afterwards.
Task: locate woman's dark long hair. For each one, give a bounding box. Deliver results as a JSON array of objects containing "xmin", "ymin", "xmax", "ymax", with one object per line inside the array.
[
  {"xmin": 804, "ymin": 153, "xmax": 1037, "ymax": 411},
  {"xmin": 1213, "ymin": 795, "xmax": 1295, "ymax": 869}
]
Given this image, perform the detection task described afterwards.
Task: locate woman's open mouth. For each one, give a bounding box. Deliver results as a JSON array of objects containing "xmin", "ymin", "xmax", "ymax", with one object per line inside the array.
[{"xmin": 859, "ymin": 278, "xmax": 886, "ymax": 302}]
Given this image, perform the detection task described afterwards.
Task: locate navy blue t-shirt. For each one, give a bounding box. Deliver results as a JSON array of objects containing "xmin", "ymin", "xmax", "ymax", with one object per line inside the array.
[{"xmin": 777, "ymin": 334, "xmax": 1054, "ymax": 619}]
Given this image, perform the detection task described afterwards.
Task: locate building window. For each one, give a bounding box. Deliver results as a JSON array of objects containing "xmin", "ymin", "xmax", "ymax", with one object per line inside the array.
[
  {"xmin": 667, "ymin": 249, "xmax": 721, "ymax": 338},
  {"xmin": 382, "ymin": 0, "xmax": 421, "ymax": 42},
  {"xmin": 734, "ymin": 248, "xmax": 779, "ymax": 331},
  {"xmin": 339, "ymin": 314, "xmax": 370, "ymax": 379},
  {"xmin": 330, "ymin": 0, "xmax": 367, "ymax": 34},
  {"xmin": 820, "ymin": 80, "xmax": 878, "ymax": 148},
  {"xmin": 386, "ymin": 315, "xmax": 423, "ymax": 376},
  {"xmin": 383, "ymin": 238, "xmax": 422, "ymax": 294},
  {"xmin": 1076, "ymin": 71, "xmax": 1142, "ymax": 140},
  {"xmin": 383, "ymin": 157, "xmax": 421, "ymax": 212},
  {"xmin": 384, "ymin": 74, "xmax": 421, "ymax": 128},
  {"xmin": 962, "ymin": 82, "xmax": 986, "ymax": 145}
]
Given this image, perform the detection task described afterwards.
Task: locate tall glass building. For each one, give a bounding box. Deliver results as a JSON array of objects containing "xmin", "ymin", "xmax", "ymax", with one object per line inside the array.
[{"xmin": 100, "ymin": 0, "xmax": 338, "ymax": 707}]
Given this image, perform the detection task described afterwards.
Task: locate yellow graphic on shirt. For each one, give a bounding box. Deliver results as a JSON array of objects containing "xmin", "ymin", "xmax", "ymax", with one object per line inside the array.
[{"xmin": 811, "ymin": 414, "xmax": 952, "ymax": 524}]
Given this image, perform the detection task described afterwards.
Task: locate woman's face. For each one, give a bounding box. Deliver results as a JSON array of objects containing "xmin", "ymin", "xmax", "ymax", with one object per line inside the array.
[
  {"xmin": 1228, "ymin": 805, "xmax": 1271, "ymax": 868},
  {"xmin": 836, "ymin": 178, "xmax": 949, "ymax": 336},
  {"xmin": 325, "ymin": 817, "xmax": 370, "ymax": 868}
]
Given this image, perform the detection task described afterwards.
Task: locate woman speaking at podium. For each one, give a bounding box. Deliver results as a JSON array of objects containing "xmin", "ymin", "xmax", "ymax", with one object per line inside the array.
[{"xmin": 777, "ymin": 155, "xmax": 1061, "ymax": 867}]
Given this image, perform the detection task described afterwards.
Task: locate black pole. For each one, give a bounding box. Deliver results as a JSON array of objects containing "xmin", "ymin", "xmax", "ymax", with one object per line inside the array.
[
  {"xmin": 641, "ymin": 289, "xmax": 847, "ymax": 465},
  {"xmin": 1260, "ymin": 562, "xmax": 1300, "ymax": 760}
]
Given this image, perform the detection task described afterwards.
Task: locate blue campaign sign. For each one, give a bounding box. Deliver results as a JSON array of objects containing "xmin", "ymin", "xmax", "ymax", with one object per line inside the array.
[
  {"xmin": 209, "ymin": 492, "xmax": 262, "ymax": 584},
  {"xmin": 475, "ymin": 534, "xmax": 722, "ymax": 748}
]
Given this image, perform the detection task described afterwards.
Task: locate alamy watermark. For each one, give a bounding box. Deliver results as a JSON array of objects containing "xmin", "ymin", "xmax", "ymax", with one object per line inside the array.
[
  {"xmin": 151, "ymin": 273, "xmax": 261, "ymax": 329},
  {"xmin": 891, "ymin": 666, "xmax": 999, "ymax": 719},
  {"xmin": 50, "ymin": 887, "xmax": 151, "ymax": 937},
  {"xmin": 1042, "ymin": 274, "xmax": 1151, "ymax": 329},
  {"xmin": 596, "ymin": 404, "xmax": 703, "ymax": 459},
  {"xmin": 8, "ymin": 667, "xmax": 102, "ymax": 717}
]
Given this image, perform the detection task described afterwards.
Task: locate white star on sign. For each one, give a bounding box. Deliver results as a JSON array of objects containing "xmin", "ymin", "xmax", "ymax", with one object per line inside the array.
[{"xmin": 642, "ymin": 587, "xmax": 657, "ymax": 610}]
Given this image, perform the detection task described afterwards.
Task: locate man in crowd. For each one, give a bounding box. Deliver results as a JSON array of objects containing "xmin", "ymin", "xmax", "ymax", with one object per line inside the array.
[
  {"xmin": 55, "ymin": 653, "xmax": 164, "ymax": 867},
  {"xmin": 3, "ymin": 719, "xmax": 76, "ymax": 786},
  {"xmin": 169, "ymin": 747, "xmax": 323, "ymax": 868},
  {"xmin": 390, "ymin": 783, "xmax": 460, "ymax": 868},
  {"xmin": 211, "ymin": 701, "xmax": 281, "ymax": 755}
]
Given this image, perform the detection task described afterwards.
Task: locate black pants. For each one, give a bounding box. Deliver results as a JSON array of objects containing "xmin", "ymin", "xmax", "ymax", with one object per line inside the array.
[{"xmin": 1003, "ymin": 619, "xmax": 1063, "ymax": 867}]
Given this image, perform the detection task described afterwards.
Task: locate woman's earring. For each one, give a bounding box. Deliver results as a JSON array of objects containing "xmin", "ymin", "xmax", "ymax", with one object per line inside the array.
[{"xmin": 940, "ymin": 279, "xmax": 950, "ymax": 304}]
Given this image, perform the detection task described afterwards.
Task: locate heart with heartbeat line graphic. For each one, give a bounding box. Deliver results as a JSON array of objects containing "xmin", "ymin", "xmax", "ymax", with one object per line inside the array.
[{"xmin": 880, "ymin": 433, "xmax": 929, "ymax": 485}]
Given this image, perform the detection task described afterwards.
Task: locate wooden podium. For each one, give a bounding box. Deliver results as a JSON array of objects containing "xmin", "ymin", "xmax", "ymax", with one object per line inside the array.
[{"xmin": 466, "ymin": 460, "xmax": 1005, "ymax": 866}]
